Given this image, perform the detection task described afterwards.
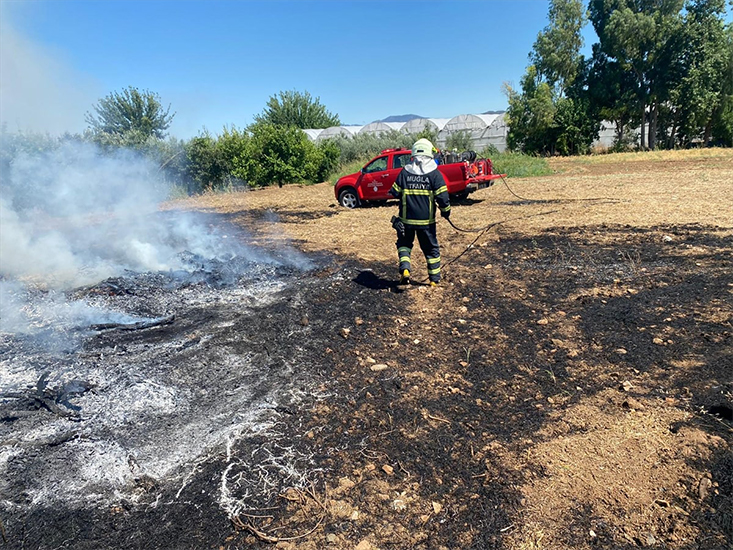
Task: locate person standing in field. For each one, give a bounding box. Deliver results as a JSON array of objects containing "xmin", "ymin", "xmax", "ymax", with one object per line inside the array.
[{"xmin": 389, "ymin": 138, "xmax": 451, "ymax": 286}]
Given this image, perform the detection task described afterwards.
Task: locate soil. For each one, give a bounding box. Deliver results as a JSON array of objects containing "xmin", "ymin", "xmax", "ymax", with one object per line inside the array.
[{"xmin": 3, "ymin": 150, "xmax": 732, "ymax": 549}]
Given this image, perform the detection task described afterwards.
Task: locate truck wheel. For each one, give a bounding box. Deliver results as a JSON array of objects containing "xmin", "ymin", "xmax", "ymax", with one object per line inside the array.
[
  {"xmin": 453, "ymin": 191, "xmax": 469, "ymax": 201},
  {"xmin": 339, "ymin": 188, "xmax": 360, "ymax": 208}
]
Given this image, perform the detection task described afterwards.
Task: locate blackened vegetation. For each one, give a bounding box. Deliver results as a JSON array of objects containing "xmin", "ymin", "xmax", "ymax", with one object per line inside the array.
[{"xmin": 1, "ymin": 223, "xmax": 731, "ymax": 549}]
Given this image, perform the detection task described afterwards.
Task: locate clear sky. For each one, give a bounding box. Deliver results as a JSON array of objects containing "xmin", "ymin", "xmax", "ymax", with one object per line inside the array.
[{"xmin": 1, "ymin": 0, "xmax": 729, "ymax": 139}]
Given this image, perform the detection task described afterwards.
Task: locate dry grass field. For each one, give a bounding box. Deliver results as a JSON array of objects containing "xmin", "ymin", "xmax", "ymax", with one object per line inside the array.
[{"xmin": 169, "ymin": 149, "xmax": 732, "ymax": 550}]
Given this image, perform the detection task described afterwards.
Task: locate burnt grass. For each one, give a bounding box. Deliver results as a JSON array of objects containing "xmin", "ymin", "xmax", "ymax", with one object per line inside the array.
[{"xmin": 3, "ymin": 221, "xmax": 732, "ymax": 549}]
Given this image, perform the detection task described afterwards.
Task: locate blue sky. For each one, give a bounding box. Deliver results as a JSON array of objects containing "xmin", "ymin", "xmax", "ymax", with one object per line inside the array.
[{"xmin": 1, "ymin": 0, "xmax": 730, "ymax": 138}]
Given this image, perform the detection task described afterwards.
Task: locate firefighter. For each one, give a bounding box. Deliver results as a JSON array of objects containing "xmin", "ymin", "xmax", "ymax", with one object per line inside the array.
[{"xmin": 389, "ymin": 138, "xmax": 451, "ymax": 286}]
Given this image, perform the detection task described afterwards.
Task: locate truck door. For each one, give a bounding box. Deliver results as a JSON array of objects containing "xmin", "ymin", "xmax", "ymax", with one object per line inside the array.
[{"xmin": 359, "ymin": 156, "xmax": 389, "ymax": 199}]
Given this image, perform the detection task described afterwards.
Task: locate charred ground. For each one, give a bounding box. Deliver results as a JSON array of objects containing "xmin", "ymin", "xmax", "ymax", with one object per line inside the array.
[{"xmin": 2, "ymin": 150, "xmax": 732, "ymax": 550}]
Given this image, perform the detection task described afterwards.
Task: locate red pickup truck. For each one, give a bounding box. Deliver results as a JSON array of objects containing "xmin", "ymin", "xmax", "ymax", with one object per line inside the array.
[{"xmin": 334, "ymin": 147, "xmax": 505, "ymax": 208}]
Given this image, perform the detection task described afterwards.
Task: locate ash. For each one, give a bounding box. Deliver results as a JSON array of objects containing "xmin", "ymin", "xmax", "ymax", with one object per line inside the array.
[{"xmin": 0, "ymin": 238, "xmax": 336, "ymax": 549}]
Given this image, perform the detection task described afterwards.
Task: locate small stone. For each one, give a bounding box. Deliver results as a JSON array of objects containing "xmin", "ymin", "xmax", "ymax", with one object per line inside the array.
[
  {"xmin": 355, "ymin": 317, "xmax": 364, "ymax": 325},
  {"xmin": 699, "ymin": 477, "xmax": 712, "ymax": 500},
  {"xmin": 462, "ymin": 297, "xmax": 470, "ymax": 303},
  {"xmin": 653, "ymin": 337, "xmax": 665, "ymax": 345},
  {"xmin": 382, "ymin": 464, "xmax": 394, "ymax": 475},
  {"xmin": 326, "ymin": 534, "xmax": 337, "ymax": 543},
  {"xmin": 621, "ymin": 380, "xmax": 634, "ymax": 392},
  {"xmin": 350, "ymin": 510, "xmax": 360, "ymax": 520},
  {"xmin": 537, "ymin": 318, "xmax": 549, "ymax": 325},
  {"xmin": 339, "ymin": 477, "xmax": 356, "ymax": 489},
  {"xmin": 370, "ymin": 364, "xmax": 388, "ymax": 372},
  {"xmin": 365, "ymin": 357, "xmax": 377, "ymax": 364},
  {"xmin": 484, "ymin": 264, "xmax": 493, "ymax": 269},
  {"xmin": 355, "ymin": 541, "xmax": 374, "ymax": 550},
  {"xmin": 589, "ymin": 529, "xmax": 597, "ymax": 538},
  {"xmin": 662, "ymin": 235, "xmax": 673, "ymax": 242},
  {"xmin": 432, "ymin": 501, "xmax": 443, "ymax": 514},
  {"xmin": 615, "ymin": 348, "xmax": 628, "ymax": 355},
  {"xmin": 622, "ymin": 397, "xmax": 646, "ymax": 411},
  {"xmin": 300, "ymin": 315, "xmax": 309, "ymax": 326},
  {"xmin": 341, "ymin": 328, "xmax": 350, "ymax": 338}
]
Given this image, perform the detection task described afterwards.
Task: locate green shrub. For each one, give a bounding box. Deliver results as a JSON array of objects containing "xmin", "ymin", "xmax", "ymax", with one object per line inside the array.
[
  {"xmin": 328, "ymin": 130, "xmax": 412, "ymax": 164},
  {"xmin": 445, "ymin": 130, "xmax": 474, "ymax": 152},
  {"xmin": 330, "ymin": 159, "xmax": 366, "ymax": 185},
  {"xmin": 478, "ymin": 148, "xmax": 552, "ymax": 178}
]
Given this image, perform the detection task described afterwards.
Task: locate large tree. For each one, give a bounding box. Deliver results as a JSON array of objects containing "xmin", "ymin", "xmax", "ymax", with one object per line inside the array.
[
  {"xmin": 589, "ymin": 0, "xmax": 684, "ymax": 149},
  {"xmin": 86, "ymin": 87, "xmax": 175, "ymax": 141},
  {"xmin": 254, "ymin": 90, "xmax": 340, "ymax": 129},
  {"xmin": 672, "ymin": 0, "xmax": 731, "ymax": 146},
  {"xmin": 506, "ymin": 0, "xmax": 593, "ymax": 155},
  {"xmin": 530, "ymin": 0, "xmax": 587, "ymax": 95}
]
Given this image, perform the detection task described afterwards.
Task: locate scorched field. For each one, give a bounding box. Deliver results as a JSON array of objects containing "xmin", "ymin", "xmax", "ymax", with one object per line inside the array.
[{"xmin": 2, "ymin": 148, "xmax": 732, "ymax": 550}]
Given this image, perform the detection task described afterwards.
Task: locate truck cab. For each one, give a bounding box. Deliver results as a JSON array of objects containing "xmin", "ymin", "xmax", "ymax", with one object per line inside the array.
[{"xmin": 335, "ymin": 148, "xmax": 411, "ymax": 208}]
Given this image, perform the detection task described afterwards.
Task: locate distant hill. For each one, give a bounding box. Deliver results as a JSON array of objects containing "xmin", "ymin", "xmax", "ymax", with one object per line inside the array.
[
  {"xmin": 482, "ymin": 110, "xmax": 506, "ymax": 115},
  {"xmin": 378, "ymin": 114, "xmax": 425, "ymax": 123}
]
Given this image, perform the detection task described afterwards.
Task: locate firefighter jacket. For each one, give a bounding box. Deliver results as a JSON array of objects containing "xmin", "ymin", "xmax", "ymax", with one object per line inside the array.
[{"xmin": 389, "ymin": 160, "xmax": 451, "ymax": 226}]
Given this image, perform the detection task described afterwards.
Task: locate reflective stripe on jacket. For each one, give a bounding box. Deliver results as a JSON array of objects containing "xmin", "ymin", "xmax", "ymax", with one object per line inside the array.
[{"xmin": 389, "ymin": 168, "xmax": 450, "ymax": 226}]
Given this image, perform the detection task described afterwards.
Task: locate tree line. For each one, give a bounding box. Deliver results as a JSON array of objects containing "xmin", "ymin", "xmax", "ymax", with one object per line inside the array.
[
  {"xmin": 2, "ymin": 0, "xmax": 731, "ymax": 194},
  {"xmin": 506, "ymin": 0, "xmax": 733, "ymax": 155}
]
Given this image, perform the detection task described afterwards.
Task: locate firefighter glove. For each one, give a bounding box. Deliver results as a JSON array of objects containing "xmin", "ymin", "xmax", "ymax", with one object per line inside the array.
[
  {"xmin": 441, "ymin": 209, "xmax": 451, "ymax": 220},
  {"xmin": 391, "ymin": 215, "xmax": 405, "ymax": 237}
]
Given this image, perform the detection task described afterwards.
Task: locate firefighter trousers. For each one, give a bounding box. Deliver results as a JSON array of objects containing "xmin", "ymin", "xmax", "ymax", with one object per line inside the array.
[{"xmin": 396, "ymin": 223, "xmax": 441, "ymax": 283}]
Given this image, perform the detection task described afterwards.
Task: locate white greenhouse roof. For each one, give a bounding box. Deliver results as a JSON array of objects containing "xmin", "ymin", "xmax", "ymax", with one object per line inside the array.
[
  {"xmin": 359, "ymin": 121, "xmax": 406, "ymax": 135},
  {"xmin": 443, "ymin": 114, "xmax": 501, "ymax": 133},
  {"xmin": 316, "ymin": 125, "xmax": 364, "ymax": 140},
  {"xmin": 400, "ymin": 118, "xmax": 451, "ymax": 134},
  {"xmin": 302, "ymin": 129, "xmax": 324, "ymax": 141}
]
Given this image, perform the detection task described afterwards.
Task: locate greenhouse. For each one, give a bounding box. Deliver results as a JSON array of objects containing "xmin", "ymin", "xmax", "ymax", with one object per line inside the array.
[
  {"xmin": 400, "ymin": 118, "xmax": 451, "ymax": 136},
  {"xmin": 302, "ymin": 113, "xmax": 512, "ymax": 151},
  {"xmin": 302, "ymin": 129, "xmax": 324, "ymax": 142},
  {"xmin": 358, "ymin": 121, "xmax": 406, "ymax": 136},
  {"xmin": 315, "ymin": 125, "xmax": 364, "ymax": 141},
  {"xmin": 437, "ymin": 114, "xmax": 507, "ymax": 151}
]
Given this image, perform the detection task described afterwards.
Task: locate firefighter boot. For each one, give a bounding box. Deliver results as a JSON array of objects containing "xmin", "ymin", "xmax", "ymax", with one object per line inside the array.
[{"xmin": 399, "ymin": 269, "xmax": 410, "ymax": 285}]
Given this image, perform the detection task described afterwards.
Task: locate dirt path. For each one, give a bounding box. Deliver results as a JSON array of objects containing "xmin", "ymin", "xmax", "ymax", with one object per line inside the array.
[{"xmin": 165, "ymin": 150, "xmax": 732, "ymax": 550}]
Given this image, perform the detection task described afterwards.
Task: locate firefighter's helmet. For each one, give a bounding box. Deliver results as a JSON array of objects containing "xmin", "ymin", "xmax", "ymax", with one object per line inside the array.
[{"xmin": 412, "ymin": 138, "xmax": 436, "ymax": 158}]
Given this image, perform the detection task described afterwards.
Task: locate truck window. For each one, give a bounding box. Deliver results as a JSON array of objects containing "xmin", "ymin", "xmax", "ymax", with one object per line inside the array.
[
  {"xmin": 393, "ymin": 154, "xmax": 411, "ymax": 169},
  {"xmin": 363, "ymin": 156, "xmax": 388, "ymax": 173}
]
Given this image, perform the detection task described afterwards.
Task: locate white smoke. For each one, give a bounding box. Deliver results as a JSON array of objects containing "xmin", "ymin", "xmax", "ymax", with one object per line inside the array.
[
  {"xmin": 0, "ymin": 141, "xmax": 191, "ymax": 287},
  {"xmin": 0, "ymin": 13, "xmax": 99, "ymax": 135}
]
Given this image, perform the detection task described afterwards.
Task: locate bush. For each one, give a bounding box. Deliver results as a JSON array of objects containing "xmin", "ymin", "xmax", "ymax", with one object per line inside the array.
[
  {"xmin": 478, "ymin": 147, "xmax": 552, "ymax": 178},
  {"xmin": 328, "ymin": 130, "xmax": 413, "ymax": 165},
  {"xmin": 445, "ymin": 130, "xmax": 474, "ymax": 152}
]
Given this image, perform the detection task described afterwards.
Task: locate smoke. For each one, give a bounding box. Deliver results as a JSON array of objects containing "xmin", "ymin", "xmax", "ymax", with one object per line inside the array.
[
  {"xmin": 1, "ymin": 141, "xmax": 187, "ymax": 287},
  {"xmin": 0, "ymin": 13, "xmax": 98, "ymax": 135}
]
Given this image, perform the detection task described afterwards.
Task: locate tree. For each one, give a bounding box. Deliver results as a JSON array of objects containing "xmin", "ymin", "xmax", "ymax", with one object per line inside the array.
[
  {"xmin": 671, "ymin": 0, "xmax": 731, "ymax": 146},
  {"xmin": 185, "ymin": 132, "xmax": 227, "ymax": 191},
  {"xmin": 505, "ymin": 68, "xmax": 558, "ymax": 154},
  {"xmin": 254, "ymin": 90, "xmax": 340, "ymax": 129},
  {"xmin": 445, "ymin": 130, "xmax": 474, "ymax": 152},
  {"xmin": 582, "ymin": 43, "xmax": 640, "ymax": 149},
  {"xmin": 710, "ymin": 24, "xmax": 733, "ymax": 146},
  {"xmin": 531, "ymin": 0, "xmax": 587, "ymax": 95},
  {"xmin": 86, "ymin": 87, "xmax": 175, "ymax": 141},
  {"xmin": 589, "ymin": 0, "xmax": 684, "ymax": 149},
  {"xmin": 505, "ymin": 0, "xmax": 594, "ymax": 155},
  {"xmin": 237, "ymin": 123, "xmax": 337, "ymax": 187}
]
